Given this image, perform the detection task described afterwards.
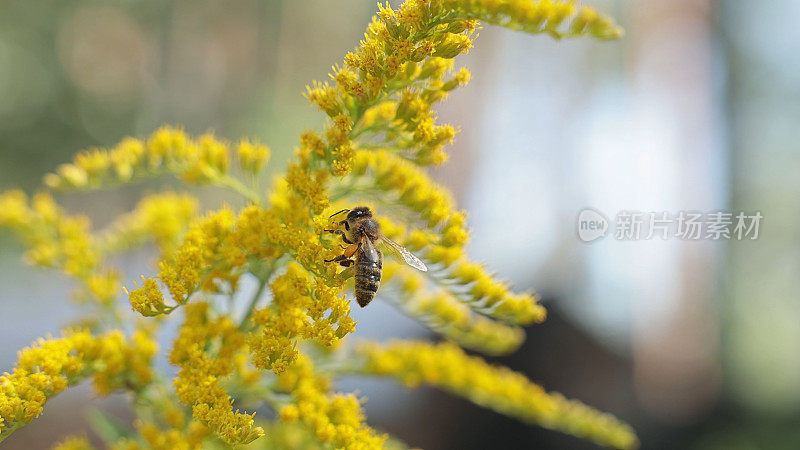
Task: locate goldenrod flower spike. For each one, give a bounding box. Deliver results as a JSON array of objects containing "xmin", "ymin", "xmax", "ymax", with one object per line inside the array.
[
  {"xmin": 276, "ymin": 354, "xmax": 388, "ymax": 449},
  {"xmin": 248, "ymin": 263, "xmax": 355, "ymax": 375},
  {"xmin": 43, "ymin": 127, "xmax": 265, "ymax": 204},
  {"xmin": 170, "ymin": 303, "xmax": 264, "ymax": 446},
  {"xmin": 359, "ymin": 341, "xmax": 639, "ymax": 450},
  {"xmin": 236, "ymin": 139, "xmax": 271, "ymax": 176},
  {"xmin": 0, "ymin": 190, "xmax": 124, "ymax": 312},
  {"xmin": 383, "ymin": 262, "xmax": 526, "ymax": 355},
  {"xmin": 0, "ymin": 329, "xmax": 156, "ymax": 443},
  {"xmin": 0, "ymin": 191, "xmax": 99, "ymax": 279},
  {"xmin": 52, "ymin": 435, "xmax": 94, "ymax": 450},
  {"xmin": 100, "ymin": 192, "xmax": 198, "ymax": 254}
]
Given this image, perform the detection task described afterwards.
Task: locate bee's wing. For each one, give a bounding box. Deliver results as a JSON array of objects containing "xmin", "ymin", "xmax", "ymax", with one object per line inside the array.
[
  {"xmin": 380, "ymin": 235, "xmax": 428, "ymax": 272},
  {"xmin": 360, "ymin": 234, "xmax": 380, "ymax": 263}
]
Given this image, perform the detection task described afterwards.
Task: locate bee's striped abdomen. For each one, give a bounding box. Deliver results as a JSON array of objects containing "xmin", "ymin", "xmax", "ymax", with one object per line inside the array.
[{"xmin": 354, "ymin": 252, "xmax": 382, "ymax": 307}]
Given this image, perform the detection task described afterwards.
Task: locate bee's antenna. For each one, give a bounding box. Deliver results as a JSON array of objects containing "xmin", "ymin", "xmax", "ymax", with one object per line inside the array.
[{"xmin": 330, "ymin": 209, "xmax": 350, "ymax": 218}]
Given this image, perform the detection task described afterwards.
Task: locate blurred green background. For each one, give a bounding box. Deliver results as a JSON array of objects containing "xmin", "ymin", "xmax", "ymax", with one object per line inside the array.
[{"xmin": 1, "ymin": 0, "xmax": 799, "ymax": 448}]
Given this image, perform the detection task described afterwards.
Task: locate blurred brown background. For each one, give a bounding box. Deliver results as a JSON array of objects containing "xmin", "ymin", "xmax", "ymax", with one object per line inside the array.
[{"xmin": 1, "ymin": 0, "xmax": 799, "ymax": 448}]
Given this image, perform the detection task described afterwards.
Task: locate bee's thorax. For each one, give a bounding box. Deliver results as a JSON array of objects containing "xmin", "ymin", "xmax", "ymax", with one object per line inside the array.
[{"xmin": 345, "ymin": 217, "xmax": 380, "ymax": 243}]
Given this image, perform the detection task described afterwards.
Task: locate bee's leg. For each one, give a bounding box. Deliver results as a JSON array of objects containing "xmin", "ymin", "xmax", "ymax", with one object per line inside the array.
[
  {"xmin": 339, "ymin": 259, "xmax": 354, "ymax": 267},
  {"xmin": 343, "ymin": 243, "xmax": 360, "ymax": 258},
  {"xmin": 325, "ymin": 229, "xmax": 345, "ymax": 239},
  {"xmin": 324, "ymin": 243, "xmax": 360, "ymax": 264},
  {"xmin": 325, "ymin": 254, "xmax": 349, "ymax": 263}
]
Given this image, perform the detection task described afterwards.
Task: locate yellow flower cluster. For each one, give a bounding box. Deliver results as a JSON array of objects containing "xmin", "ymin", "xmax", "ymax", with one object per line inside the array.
[
  {"xmin": 352, "ymin": 150, "xmax": 463, "ymax": 228},
  {"xmin": 92, "ymin": 329, "xmax": 158, "ymax": 395},
  {"xmin": 435, "ymin": 0, "xmax": 623, "ymax": 39},
  {"xmin": 0, "ymin": 190, "xmax": 122, "ymax": 308},
  {"xmin": 43, "ymin": 127, "xmax": 266, "ymax": 203},
  {"xmin": 285, "ymin": 159, "xmax": 331, "ymax": 214},
  {"xmin": 276, "ymin": 354, "xmax": 387, "ymax": 449},
  {"xmin": 53, "ymin": 435, "xmax": 93, "ymax": 450},
  {"xmin": 124, "ymin": 201, "xmax": 344, "ymax": 316},
  {"xmin": 0, "ymin": 191, "xmax": 98, "ymax": 278},
  {"xmin": 101, "ymin": 192, "xmax": 198, "ymax": 254},
  {"xmin": 308, "ymin": 55, "xmax": 464, "ymax": 174},
  {"xmin": 236, "ymin": 139, "xmax": 271, "ymax": 177},
  {"xmin": 169, "ymin": 303, "xmax": 264, "ymax": 445},
  {"xmin": 303, "ymin": 1, "xmax": 475, "ymax": 172},
  {"xmin": 383, "ymin": 262, "xmax": 525, "ymax": 355},
  {"xmin": 360, "ymin": 340, "xmax": 639, "ymax": 449},
  {"xmin": 449, "ymin": 259, "xmax": 546, "ymax": 324},
  {"xmin": 0, "ymin": 329, "xmax": 156, "ymax": 442},
  {"xmin": 248, "ymin": 263, "xmax": 355, "ymax": 374},
  {"xmin": 125, "ymin": 208, "xmax": 248, "ymax": 316},
  {"xmin": 156, "ymin": 209, "xmax": 237, "ymax": 307}
]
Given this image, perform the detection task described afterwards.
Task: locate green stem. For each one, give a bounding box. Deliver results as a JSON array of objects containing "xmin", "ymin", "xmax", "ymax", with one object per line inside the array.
[
  {"xmin": 312, "ymin": 350, "xmax": 369, "ymax": 376},
  {"xmin": 239, "ymin": 278, "xmax": 272, "ymax": 331},
  {"xmin": 213, "ymin": 173, "xmax": 263, "ymax": 204},
  {"xmin": 262, "ymin": 389, "xmax": 293, "ymax": 411},
  {"xmin": 0, "ymin": 423, "xmax": 23, "ymax": 443}
]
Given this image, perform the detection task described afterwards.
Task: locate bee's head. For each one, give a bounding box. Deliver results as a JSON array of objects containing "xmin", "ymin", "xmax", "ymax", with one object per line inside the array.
[{"xmin": 347, "ymin": 206, "xmax": 372, "ymax": 220}]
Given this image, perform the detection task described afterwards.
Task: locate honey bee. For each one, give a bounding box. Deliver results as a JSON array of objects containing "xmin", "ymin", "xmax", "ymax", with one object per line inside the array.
[{"xmin": 325, "ymin": 206, "xmax": 427, "ymax": 307}]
